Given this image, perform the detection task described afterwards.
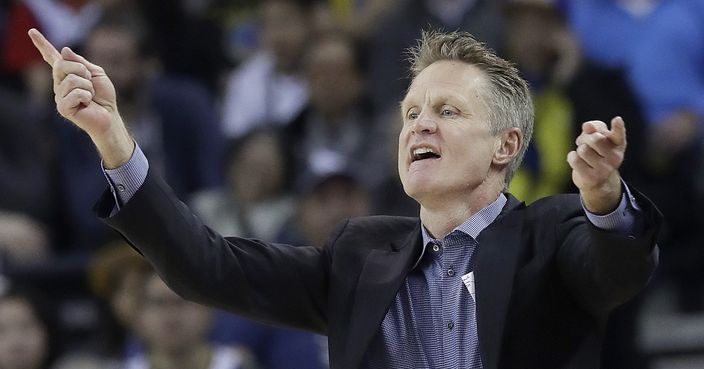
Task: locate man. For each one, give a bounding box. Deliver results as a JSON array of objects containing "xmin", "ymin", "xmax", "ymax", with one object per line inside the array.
[{"xmin": 30, "ymin": 28, "xmax": 661, "ymax": 368}]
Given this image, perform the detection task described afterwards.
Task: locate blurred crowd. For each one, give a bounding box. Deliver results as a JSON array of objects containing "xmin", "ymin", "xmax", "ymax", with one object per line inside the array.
[{"xmin": 0, "ymin": 0, "xmax": 702, "ymax": 368}]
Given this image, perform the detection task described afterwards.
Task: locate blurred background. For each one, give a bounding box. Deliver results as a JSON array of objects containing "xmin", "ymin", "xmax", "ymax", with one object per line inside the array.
[{"xmin": 0, "ymin": 0, "xmax": 702, "ymax": 368}]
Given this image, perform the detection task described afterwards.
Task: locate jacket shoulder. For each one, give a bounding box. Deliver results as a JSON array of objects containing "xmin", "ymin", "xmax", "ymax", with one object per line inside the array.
[{"xmin": 342, "ymin": 215, "xmax": 419, "ymax": 240}]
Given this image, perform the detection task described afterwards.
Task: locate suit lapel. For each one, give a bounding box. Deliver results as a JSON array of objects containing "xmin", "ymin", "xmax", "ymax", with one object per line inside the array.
[
  {"xmin": 474, "ymin": 195, "xmax": 525, "ymax": 369},
  {"xmin": 344, "ymin": 222, "xmax": 422, "ymax": 367}
]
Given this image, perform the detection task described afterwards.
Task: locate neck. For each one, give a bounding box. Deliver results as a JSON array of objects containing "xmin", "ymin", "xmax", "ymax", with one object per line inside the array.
[{"xmin": 418, "ymin": 179, "xmax": 503, "ymax": 238}]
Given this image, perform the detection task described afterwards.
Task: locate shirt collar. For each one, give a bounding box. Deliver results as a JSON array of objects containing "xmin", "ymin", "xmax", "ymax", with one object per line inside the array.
[{"xmin": 412, "ymin": 193, "xmax": 507, "ymax": 270}]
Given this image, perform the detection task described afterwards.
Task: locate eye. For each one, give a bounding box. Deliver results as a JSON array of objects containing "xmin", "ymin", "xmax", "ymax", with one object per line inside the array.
[
  {"xmin": 406, "ymin": 109, "xmax": 419, "ymax": 120},
  {"xmin": 440, "ymin": 106, "xmax": 457, "ymax": 117}
]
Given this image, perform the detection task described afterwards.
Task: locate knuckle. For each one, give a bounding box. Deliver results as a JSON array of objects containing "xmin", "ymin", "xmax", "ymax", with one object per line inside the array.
[
  {"xmin": 577, "ymin": 144, "xmax": 588, "ymax": 156},
  {"xmin": 64, "ymin": 74, "xmax": 78, "ymax": 85},
  {"xmin": 57, "ymin": 102, "xmax": 69, "ymax": 116}
]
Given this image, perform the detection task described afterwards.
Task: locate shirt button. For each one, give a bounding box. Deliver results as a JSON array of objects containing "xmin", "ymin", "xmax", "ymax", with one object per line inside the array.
[
  {"xmin": 432, "ymin": 244, "xmax": 440, "ymax": 252},
  {"xmin": 116, "ymin": 184, "xmax": 126, "ymax": 192},
  {"xmin": 447, "ymin": 268, "xmax": 455, "ymax": 277},
  {"xmin": 447, "ymin": 320, "xmax": 454, "ymax": 330}
]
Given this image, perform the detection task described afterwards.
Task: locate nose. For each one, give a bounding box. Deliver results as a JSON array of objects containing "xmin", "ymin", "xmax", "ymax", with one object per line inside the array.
[{"xmin": 411, "ymin": 113, "xmax": 437, "ymax": 135}]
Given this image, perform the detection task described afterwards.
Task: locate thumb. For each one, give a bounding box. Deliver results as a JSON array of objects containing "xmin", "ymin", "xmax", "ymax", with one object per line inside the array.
[
  {"xmin": 607, "ymin": 116, "xmax": 627, "ymax": 146},
  {"xmin": 60, "ymin": 47, "xmax": 105, "ymax": 77}
]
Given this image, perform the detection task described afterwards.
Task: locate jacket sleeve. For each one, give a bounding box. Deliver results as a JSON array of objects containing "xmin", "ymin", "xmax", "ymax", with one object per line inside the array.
[
  {"xmin": 556, "ymin": 186, "xmax": 662, "ymax": 313},
  {"xmin": 96, "ymin": 170, "xmax": 337, "ymax": 335}
]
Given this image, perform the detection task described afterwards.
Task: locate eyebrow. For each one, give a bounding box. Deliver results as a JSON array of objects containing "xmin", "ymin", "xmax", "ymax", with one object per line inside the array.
[{"xmin": 400, "ymin": 93, "xmax": 470, "ymax": 113}]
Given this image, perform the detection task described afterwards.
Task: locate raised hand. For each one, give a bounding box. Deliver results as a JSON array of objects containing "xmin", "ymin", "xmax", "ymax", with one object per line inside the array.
[
  {"xmin": 567, "ymin": 116, "xmax": 627, "ymax": 214},
  {"xmin": 28, "ymin": 28, "xmax": 133, "ymax": 168}
]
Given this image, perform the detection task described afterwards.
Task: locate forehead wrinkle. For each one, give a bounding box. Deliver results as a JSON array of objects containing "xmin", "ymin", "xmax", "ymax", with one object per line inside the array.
[
  {"xmin": 401, "ymin": 61, "xmax": 491, "ymax": 116},
  {"xmin": 402, "ymin": 82, "xmax": 483, "ymax": 118}
]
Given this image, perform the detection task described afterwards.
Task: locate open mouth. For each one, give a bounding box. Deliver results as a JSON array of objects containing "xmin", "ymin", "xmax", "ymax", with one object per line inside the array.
[{"xmin": 412, "ymin": 147, "xmax": 441, "ymax": 162}]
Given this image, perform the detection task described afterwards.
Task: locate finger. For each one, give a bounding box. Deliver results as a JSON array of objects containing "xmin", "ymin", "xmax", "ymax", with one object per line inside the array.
[
  {"xmin": 52, "ymin": 60, "xmax": 92, "ymax": 89},
  {"xmin": 56, "ymin": 74, "xmax": 95, "ymax": 99},
  {"xmin": 607, "ymin": 116, "xmax": 627, "ymax": 146},
  {"xmin": 57, "ymin": 89, "xmax": 92, "ymax": 117},
  {"xmin": 567, "ymin": 150, "xmax": 603, "ymax": 190},
  {"xmin": 61, "ymin": 47, "xmax": 105, "ymax": 76},
  {"xmin": 567, "ymin": 150, "xmax": 593, "ymax": 173},
  {"xmin": 576, "ymin": 144, "xmax": 609, "ymax": 169},
  {"xmin": 581, "ymin": 120, "xmax": 608, "ymax": 135},
  {"xmin": 575, "ymin": 131, "xmax": 610, "ymax": 157},
  {"xmin": 28, "ymin": 28, "xmax": 61, "ymax": 66}
]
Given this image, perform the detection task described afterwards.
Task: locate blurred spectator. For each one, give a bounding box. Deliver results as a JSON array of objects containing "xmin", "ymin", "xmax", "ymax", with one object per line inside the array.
[
  {"xmin": 52, "ymin": 354, "xmax": 119, "ymax": 369},
  {"xmin": 221, "ymin": 0, "xmax": 312, "ymax": 138},
  {"xmin": 90, "ymin": 242, "xmax": 323, "ymax": 369},
  {"xmin": 285, "ymin": 34, "xmax": 386, "ymax": 186},
  {"xmin": 366, "ymin": 0, "xmax": 505, "ymax": 115},
  {"xmin": 136, "ymin": 0, "xmax": 228, "ymax": 95},
  {"xmin": 311, "ymin": 0, "xmax": 398, "ymax": 39},
  {"xmin": 1, "ymin": 0, "xmax": 102, "ymax": 102},
  {"xmin": 124, "ymin": 270, "xmax": 254, "ymax": 369},
  {"xmin": 627, "ymin": 0, "xmax": 704, "ymax": 313},
  {"xmin": 278, "ymin": 172, "xmax": 370, "ymax": 248},
  {"xmin": 0, "ymin": 88, "xmax": 52, "ymax": 220},
  {"xmin": 0, "ymin": 212, "xmax": 49, "ymax": 267},
  {"xmin": 368, "ymin": 110, "xmax": 419, "ymax": 217},
  {"xmin": 208, "ymin": 0, "xmax": 259, "ymax": 64},
  {"xmin": 54, "ymin": 15, "xmax": 224, "ymax": 251},
  {"xmin": 0, "ymin": 286, "xmax": 59, "ymax": 369},
  {"xmin": 88, "ymin": 242, "xmax": 254, "ymax": 369},
  {"xmin": 503, "ymin": 0, "xmax": 576, "ymax": 202},
  {"xmin": 88, "ymin": 242, "xmax": 153, "ymax": 359},
  {"xmin": 629, "ymin": 0, "xmax": 704, "ymax": 165},
  {"xmin": 190, "ymin": 129, "xmax": 295, "ymax": 240},
  {"xmin": 0, "ymin": 87, "xmax": 52, "ymax": 267},
  {"xmin": 563, "ymin": 0, "xmax": 661, "ymax": 69},
  {"xmin": 209, "ymin": 315, "xmax": 329, "ymax": 369}
]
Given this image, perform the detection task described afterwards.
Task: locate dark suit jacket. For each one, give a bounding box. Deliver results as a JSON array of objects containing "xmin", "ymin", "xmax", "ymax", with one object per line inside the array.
[{"xmin": 97, "ymin": 171, "xmax": 661, "ymax": 369}]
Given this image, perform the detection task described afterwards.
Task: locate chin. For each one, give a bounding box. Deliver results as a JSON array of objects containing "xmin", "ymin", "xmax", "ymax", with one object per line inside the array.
[{"xmin": 402, "ymin": 178, "xmax": 440, "ymax": 201}]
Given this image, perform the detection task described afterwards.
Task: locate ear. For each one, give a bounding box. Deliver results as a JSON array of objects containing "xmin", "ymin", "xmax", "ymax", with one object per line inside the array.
[{"xmin": 493, "ymin": 127, "xmax": 522, "ymax": 166}]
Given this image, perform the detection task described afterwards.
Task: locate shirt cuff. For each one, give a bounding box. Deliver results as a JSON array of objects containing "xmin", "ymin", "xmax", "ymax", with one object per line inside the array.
[
  {"xmin": 102, "ymin": 142, "xmax": 149, "ymax": 212},
  {"xmin": 583, "ymin": 181, "xmax": 642, "ymax": 235}
]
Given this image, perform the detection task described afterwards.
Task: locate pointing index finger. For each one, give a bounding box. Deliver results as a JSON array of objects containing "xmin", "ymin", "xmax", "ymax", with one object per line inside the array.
[{"xmin": 28, "ymin": 28, "xmax": 61, "ymax": 66}]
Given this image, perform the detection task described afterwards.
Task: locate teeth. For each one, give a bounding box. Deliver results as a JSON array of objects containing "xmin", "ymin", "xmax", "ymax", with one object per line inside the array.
[{"xmin": 413, "ymin": 147, "xmax": 436, "ymax": 156}]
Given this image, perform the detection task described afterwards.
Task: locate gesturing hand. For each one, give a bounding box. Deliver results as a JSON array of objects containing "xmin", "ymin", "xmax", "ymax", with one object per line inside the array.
[
  {"xmin": 28, "ymin": 28, "xmax": 133, "ymax": 168},
  {"xmin": 567, "ymin": 117, "xmax": 627, "ymax": 214}
]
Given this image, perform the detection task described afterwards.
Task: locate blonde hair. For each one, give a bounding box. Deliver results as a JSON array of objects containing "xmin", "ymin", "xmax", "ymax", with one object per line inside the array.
[{"xmin": 408, "ymin": 30, "xmax": 534, "ymax": 185}]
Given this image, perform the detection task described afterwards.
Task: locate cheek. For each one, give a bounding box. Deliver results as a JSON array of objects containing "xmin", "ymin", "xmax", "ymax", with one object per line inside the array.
[
  {"xmin": 397, "ymin": 145, "xmax": 410, "ymax": 180},
  {"xmin": 397, "ymin": 126, "xmax": 411, "ymax": 157}
]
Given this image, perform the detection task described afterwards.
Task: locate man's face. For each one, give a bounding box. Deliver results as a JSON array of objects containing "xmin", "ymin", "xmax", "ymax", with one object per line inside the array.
[
  {"xmin": 305, "ymin": 38, "xmax": 362, "ymax": 120},
  {"xmin": 0, "ymin": 299, "xmax": 47, "ymax": 369},
  {"xmin": 261, "ymin": 1, "xmax": 309, "ymax": 73},
  {"xmin": 85, "ymin": 27, "xmax": 141, "ymax": 98},
  {"xmin": 137, "ymin": 274, "xmax": 211, "ymax": 352},
  {"xmin": 398, "ymin": 60, "xmax": 498, "ymax": 205}
]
